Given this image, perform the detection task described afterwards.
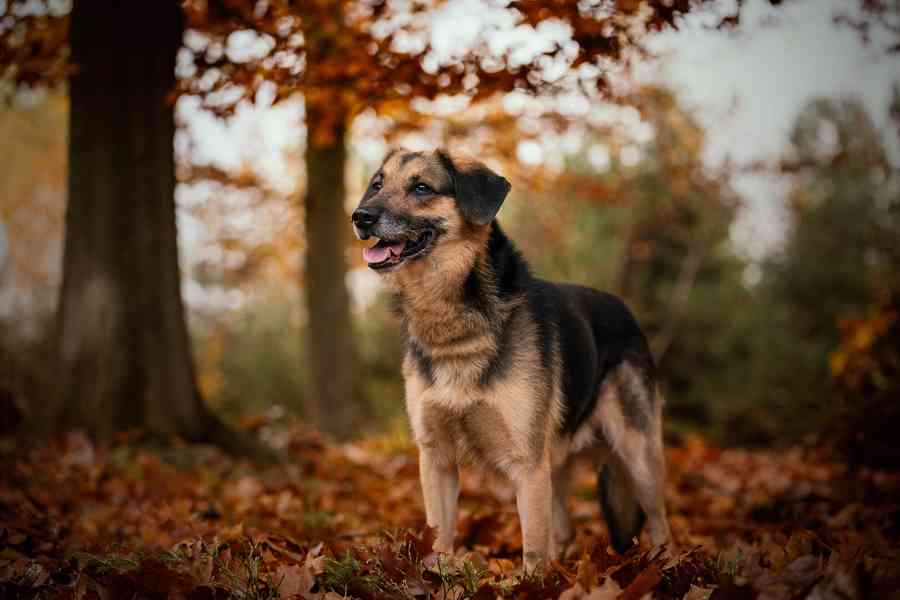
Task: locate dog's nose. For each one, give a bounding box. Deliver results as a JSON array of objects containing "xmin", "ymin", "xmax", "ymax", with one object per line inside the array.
[{"xmin": 352, "ymin": 208, "xmax": 379, "ymax": 229}]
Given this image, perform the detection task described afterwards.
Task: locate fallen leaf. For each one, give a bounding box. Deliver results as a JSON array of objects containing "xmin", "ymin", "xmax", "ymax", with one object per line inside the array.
[{"xmin": 275, "ymin": 563, "xmax": 312, "ymax": 599}]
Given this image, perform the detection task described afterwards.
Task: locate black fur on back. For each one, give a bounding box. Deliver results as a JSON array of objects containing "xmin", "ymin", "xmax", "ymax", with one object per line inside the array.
[{"xmin": 474, "ymin": 222, "xmax": 657, "ymax": 436}]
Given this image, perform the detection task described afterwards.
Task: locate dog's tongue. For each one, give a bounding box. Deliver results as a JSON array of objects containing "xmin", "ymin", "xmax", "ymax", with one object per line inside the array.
[{"xmin": 363, "ymin": 241, "xmax": 405, "ymax": 264}]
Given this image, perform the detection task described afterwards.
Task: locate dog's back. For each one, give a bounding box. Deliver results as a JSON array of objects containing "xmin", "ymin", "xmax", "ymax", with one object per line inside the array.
[
  {"xmin": 477, "ymin": 223, "xmax": 658, "ymax": 435},
  {"xmin": 529, "ymin": 280, "xmax": 657, "ymax": 436}
]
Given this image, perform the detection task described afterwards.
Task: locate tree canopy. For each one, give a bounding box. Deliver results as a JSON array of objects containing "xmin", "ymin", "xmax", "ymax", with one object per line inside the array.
[{"xmin": 3, "ymin": 1, "xmax": 767, "ymax": 129}]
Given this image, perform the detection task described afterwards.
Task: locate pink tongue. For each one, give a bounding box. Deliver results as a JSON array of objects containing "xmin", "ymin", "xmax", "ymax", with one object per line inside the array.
[{"xmin": 363, "ymin": 242, "xmax": 405, "ymax": 264}]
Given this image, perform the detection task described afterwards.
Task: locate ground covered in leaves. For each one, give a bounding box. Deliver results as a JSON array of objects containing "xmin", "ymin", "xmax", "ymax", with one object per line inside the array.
[{"xmin": 1, "ymin": 420, "xmax": 899, "ymax": 599}]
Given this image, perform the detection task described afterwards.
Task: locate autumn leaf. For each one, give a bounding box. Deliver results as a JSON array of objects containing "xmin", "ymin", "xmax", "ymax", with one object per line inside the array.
[{"xmin": 274, "ymin": 563, "xmax": 310, "ymax": 599}]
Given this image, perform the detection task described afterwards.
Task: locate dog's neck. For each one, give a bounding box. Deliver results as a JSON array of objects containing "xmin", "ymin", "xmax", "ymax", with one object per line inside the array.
[{"xmin": 393, "ymin": 222, "xmax": 526, "ymax": 351}]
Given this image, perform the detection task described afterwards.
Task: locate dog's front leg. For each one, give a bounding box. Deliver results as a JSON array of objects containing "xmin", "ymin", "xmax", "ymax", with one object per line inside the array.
[
  {"xmin": 418, "ymin": 448, "xmax": 459, "ymax": 554},
  {"xmin": 515, "ymin": 460, "xmax": 553, "ymax": 573}
]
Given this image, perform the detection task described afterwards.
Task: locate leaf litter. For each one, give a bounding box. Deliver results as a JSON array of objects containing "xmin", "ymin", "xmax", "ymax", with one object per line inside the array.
[{"xmin": 1, "ymin": 423, "xmax": 898, "ymax": 599}]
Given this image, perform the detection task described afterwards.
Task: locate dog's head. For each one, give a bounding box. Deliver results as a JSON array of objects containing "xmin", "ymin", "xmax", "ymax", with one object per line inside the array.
[{"xmin": 352, "ymin": 149, "xmax": 510, "ymax": 273}]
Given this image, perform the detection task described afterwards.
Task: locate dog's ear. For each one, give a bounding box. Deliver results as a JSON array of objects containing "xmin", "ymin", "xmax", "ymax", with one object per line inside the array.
[{"xmin": 436, "ymin": 150, "xmax": 511, "ymax": 226}]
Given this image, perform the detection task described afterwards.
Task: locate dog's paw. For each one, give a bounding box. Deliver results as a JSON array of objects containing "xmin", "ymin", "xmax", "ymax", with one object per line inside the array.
[
  {"xmin": 423, "ymin": 552, "xmax": 442, "ymax": 570},
  {"xmin": 522, "ymin": 551, "xmax": 549, "ymax": 576},
  {"xmin": 552, "ymin": 528, "xmax": 574, "ymax": 560},
  {"xmin": 432, "ymin": 540, "xmax": 454, "ymax": 555},
  {"xmin": 552, "ymin": 539, "xmax": 571, "ymax": 561},
  {"xmin": 423, "ymin": 542, "xmax": 455, "ymax": 569}
]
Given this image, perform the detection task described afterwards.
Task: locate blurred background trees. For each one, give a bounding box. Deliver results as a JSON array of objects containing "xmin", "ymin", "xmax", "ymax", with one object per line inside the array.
[
  {"xmin": 0, "ymin": 0, "xmax": 707, "ymax": 441},
  {"xmin": 755, "ymin": 95, "xmax": 900, "ymax": 457},
  {"xmin": 0, "ymin": 0, "xmax": 898, "ymax": 466}
]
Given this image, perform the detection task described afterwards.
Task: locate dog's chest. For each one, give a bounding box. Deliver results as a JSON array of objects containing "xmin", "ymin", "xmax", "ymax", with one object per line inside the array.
[
  {"xmin": 405, "ymin": 364, "xmax": 538, "ymax": 473},
  {"xmin": 422, "ymin": 398, "xmax": 514, "ymax": 467}
]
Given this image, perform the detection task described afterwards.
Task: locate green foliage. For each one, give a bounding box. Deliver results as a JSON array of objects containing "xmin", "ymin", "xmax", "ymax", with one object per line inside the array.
[
  {"xmin": 193, "ymin": 287, "xmax": 307, "ymax": 419},
  {"xmin": 738, "ymin": 97, "xmax": 900, "ymax": 444},
  {"xmin": 215, "ymin": 540, "xmax": 282, "ymax": 600},
  {"xmin": 193, "ymin": 284, "xmax": 404, "ymax": 430},
  {"xmin": 354, "ymin": 293, "xmax": 406, "ymax": 427},
  {"xmin": 322, "ymin": 550, "xmax": 366, "ymax": 592}
]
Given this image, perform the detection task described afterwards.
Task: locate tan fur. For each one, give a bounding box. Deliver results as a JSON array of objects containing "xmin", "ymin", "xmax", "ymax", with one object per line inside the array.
[{"xmin": 361, "ymin": 150, "xmax": 668, "ymax": 571}]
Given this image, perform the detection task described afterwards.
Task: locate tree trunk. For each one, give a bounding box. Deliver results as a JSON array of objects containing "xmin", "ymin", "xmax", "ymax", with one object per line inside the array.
[
  {"xmin": 302, "ymin": 110, "xmax": 367, "ymax": 437},
  {"xmin": 50, "ymin": 1, "xmax": 256, "ymax": 454}
]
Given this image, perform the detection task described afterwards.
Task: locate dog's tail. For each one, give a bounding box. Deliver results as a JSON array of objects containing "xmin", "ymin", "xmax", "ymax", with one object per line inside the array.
[{"xmin": 598, "ymin": 460, "xmax": 646, "ymax": 554}]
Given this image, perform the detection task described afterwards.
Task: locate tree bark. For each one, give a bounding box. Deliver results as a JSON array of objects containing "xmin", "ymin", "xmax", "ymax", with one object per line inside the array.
[
  {"xmin": 49, "ymin": 1, "xmax": 259, "ymax": 455},
  {"xmin": 302, "ymin": 109, "xmax": 367, "ymax": 437}
]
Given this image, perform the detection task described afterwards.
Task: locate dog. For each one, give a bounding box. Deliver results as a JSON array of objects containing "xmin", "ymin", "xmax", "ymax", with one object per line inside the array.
[{"xmin": 351, "ymin": 149, "xmax": 670, "ymax": 572}]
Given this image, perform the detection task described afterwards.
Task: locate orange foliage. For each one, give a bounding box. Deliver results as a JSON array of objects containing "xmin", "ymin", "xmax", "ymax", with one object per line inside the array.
[
  {"xmin": 829, "ymin": 291, "xmax": 899, "ymax": 391},
  {"xmin": 0, "ymin": 92, "xmax": 67, "ymax": 308},
  {"xmin": 3, "ymin": 1, "xmax": 725, "ymax": 147}
]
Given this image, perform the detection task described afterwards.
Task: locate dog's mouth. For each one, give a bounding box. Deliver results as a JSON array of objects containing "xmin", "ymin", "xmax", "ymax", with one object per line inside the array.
[{"xmin": 362, "ymin": 229, "xmax": 435, "ymax": 270}]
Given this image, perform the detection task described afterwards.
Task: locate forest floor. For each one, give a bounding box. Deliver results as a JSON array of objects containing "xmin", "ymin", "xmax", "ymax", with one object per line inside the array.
[{"xmin": 1, "ymin": 418, "xmax": 899, "ymax": 600}]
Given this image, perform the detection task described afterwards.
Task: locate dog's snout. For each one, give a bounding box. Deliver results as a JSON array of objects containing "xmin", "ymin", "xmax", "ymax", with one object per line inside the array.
[{"xmin": 352, "ymin": 207, "xmax": 379, "ymax": 229}]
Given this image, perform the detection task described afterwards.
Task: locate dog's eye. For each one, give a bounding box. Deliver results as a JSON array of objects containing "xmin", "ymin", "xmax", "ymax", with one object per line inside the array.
[
  {"xmin": 371, "ymin": 180, "xmax": 383, "ymax": 192},
  {"xmin": 413, "ymin": 183, "xmax": 432, "ymax": 195}
]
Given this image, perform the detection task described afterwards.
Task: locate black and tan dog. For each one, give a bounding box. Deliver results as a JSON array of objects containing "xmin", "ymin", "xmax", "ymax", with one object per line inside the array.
[{"xmin": 351, "ymin": 149, "xmax": 670, "ymax": 571}]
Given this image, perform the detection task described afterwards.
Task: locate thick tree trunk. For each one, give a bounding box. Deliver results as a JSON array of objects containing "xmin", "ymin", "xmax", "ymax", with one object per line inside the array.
[
  {"xmin": 49, "ymin": 1, "xmax": 254, "ymax": 453},
  {"xmin": 302, "ymin": 111, "xmax": 367, "ymax": 437}
]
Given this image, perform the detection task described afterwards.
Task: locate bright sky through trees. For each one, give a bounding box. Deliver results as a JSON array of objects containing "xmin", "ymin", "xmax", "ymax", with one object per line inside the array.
[{"xmin": 179, "ymin": 0, "xmax": 898, "ymax": 272}]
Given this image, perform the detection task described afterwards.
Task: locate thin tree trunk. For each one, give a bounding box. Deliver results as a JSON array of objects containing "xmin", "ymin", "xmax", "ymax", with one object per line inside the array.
[
  {"xmin": 302, "ymin": 109, "xmax": 367, "ymax": 437},
  {"xmin": 613, "ymin": 218, "xmax": 636, "ymax": 299},
  {"xmin": 49, "ymin": 1, "xmax": 264, "ymax": 457},
  {"xmin": 652, "ymin": 234, "xmax": 709, "ymax": 364}
]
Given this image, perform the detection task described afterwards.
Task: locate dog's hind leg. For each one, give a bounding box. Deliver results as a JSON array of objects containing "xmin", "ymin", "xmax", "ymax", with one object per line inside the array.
[
  {"xmin": 595, "ymin": 368, "xmax": 670, "ymax": 553},
  {"xmin": 628, "ymin": 401, "xmax": 671, "ymax": 550}
]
